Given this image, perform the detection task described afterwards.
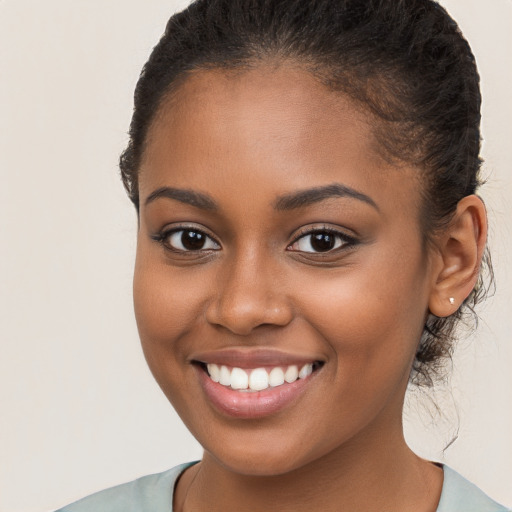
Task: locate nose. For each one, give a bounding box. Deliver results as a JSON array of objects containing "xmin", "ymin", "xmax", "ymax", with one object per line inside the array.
[{"xmin": 205, "ymin": 251, "xmax": 294, "ymax": 336}]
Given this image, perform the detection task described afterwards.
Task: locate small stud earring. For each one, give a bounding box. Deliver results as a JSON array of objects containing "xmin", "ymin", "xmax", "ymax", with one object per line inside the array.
[{"xmin": 449, "ymin": 297, "xmax": 455, "ymax": 305}]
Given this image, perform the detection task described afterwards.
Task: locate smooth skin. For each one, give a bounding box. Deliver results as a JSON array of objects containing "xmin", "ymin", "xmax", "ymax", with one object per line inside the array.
[{"xmin": 133, "ymin": 63, "xmax": 487, "ymax": 512}]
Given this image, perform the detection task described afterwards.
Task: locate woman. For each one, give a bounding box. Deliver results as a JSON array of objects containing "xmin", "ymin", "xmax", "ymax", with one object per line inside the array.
[{"xmin": 57, "ymin": 0, "xmax": 509, "ymax": 510}]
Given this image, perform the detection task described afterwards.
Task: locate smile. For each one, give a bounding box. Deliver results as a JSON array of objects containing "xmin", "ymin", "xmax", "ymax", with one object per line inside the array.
[
  {"xmin": 193, "ymin": 354, "xmax": 324, "ymax": 419},
  {"xmin": 205, "ymin": 363, "xmax": 318, "ymax": 391}
]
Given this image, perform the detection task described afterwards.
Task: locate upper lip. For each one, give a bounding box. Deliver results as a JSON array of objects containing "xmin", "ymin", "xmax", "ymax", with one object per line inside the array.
[{"xmin": 189, "ymin": 348, "xmax": 324, "ymax": 368}]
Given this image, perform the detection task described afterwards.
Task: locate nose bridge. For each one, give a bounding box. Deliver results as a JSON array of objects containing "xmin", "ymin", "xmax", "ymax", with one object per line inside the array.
[{"xmin": 206, "ymin": 243, "xmax": 293, "ymax": 335}]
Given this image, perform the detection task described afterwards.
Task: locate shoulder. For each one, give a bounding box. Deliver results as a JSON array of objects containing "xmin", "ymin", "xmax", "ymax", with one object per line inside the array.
[
  {"xmin": 437, "ymin": 465, "xmax": 510, "ymax": 512},
  {"xmin": 54, "ymin": 462, "xmax": 197, "ymax": 512}
]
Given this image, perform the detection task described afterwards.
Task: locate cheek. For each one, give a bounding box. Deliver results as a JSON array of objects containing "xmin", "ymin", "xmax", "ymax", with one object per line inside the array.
[
  {"xmin": 292, "ymin": 254, "xmax": 429, "ymax": 387},
  {"xmin": 132, "ymin": 253, "xmax": 214, "ymax": 421},
  {"xmin": 132, "ymin": 249, "xmax": 207, "ymax": 369}
]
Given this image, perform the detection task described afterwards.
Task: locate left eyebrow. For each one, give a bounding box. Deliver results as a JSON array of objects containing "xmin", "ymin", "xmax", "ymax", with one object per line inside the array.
[{"xmin": 273, "ymin": 183, "xmax": 379, "ymax": 211}]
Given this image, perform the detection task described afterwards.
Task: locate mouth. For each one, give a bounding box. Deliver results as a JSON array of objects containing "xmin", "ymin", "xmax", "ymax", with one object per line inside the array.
[
  {"xmin": 199, "ymin": 361, "xmax": 323, "ymax": 392},
  {"xmin": 191, "ymin": 352, "xmax": 324, "ymax": 419}
]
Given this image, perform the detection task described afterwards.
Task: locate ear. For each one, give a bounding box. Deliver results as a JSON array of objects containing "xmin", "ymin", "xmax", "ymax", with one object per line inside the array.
[{"xmin": 428, "ymin": 195, "xmax": 488, "ymax": 318}]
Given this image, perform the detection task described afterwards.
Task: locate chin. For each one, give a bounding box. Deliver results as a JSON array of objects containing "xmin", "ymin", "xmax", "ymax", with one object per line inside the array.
[
  {"xmin": 195, "ymin": 423, "xmax": 340, "ymax": 478},
  {"xmin": 207, "ymin": 446, "xmax": 314, "ymax": 477}
]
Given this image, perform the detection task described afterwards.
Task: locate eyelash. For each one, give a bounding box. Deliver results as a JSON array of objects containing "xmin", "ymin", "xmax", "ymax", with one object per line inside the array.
[
  {"xmin": 287, "ymin": 226, "xmax": 357, "ymax": 254},
  {"xmin": 151, "ymin": 225, "xmax": 357, "ymax": 255},
  {"xmin": 151, "ymin": 227, "xmax": 221, "ymax": 253}
]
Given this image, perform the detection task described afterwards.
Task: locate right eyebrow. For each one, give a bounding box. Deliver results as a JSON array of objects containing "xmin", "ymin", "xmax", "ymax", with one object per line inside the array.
[
  {"xmin": 273, "ymin": 183, "xmax": 379, "ymax": 212},
  {"xmin": 144, "ymin": 187, "xmax": 218, "ymax": 211}
]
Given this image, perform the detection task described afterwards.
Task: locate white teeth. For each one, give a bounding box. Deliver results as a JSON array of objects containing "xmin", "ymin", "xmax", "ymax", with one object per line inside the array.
[
  {"xmin": 249, "ymin": 368, "xmax": 269, "ymax": 391},
  {"xmin": 207, "ymin": 363, "xmax": 220, "ymax": 382},
  {"xmin": 269, "ymin": 367, "xmax": 285, "ymax": 387},
  {"xmin": 284, "ymin": 365, "xmax": 299, "ymax": 383},
  {"xmin": 219, "ymin": 365, "xmax": 231, "ymax": 386},
  {"xmin": 299, "ymin": 363, "xmax": 313, "ymax": 379},
  {"xmin": 205, "ymin": 362, "xmax": 316, "ymax": 390},
  {"xmin": 230, "ymin": 367, "xmax": 249, "ymax": 390}
]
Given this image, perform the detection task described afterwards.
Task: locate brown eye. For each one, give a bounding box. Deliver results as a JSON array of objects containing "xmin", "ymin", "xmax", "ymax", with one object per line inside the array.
[
  {"xmin": 164, "ymin": 229, "xmax": 220, "ymax": 252},
  {"xmin": 289, "ymin": 230, "xmax": 352, "ymax": 253},
  {"xmin": 310, "ymin": 233, "xmax": 336, "ymax": 252}
]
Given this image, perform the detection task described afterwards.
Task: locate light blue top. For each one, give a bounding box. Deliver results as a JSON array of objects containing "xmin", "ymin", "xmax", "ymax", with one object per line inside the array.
[{"xmin": 55, "ymin": 462, "xmax": 509, "ymax": 511}]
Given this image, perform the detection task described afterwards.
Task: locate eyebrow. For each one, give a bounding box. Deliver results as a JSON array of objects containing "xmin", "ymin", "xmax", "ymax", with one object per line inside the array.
[
  {"xmin": 273, "ymin": 183, "xmax": 379, "ymax": 211},
  {"xmin": 144, "ymin": 187, "xmax": 218, "ymax": 210},
  {"xmin": 144, "ymin": 182, "xmax": 378, "ymax": 213}
]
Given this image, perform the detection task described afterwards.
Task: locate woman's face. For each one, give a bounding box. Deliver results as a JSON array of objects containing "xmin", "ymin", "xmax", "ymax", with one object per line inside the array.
[{"xmin": 134, "ymin": 65, "xmax": 436, "ymax": 475}]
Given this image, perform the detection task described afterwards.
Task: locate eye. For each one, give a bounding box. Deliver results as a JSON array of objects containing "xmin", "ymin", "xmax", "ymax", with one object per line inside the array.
[
  {"xmin": 157, "ymin": 228, "xmax": 220, "ymax": 252},
  {"xmin": 288, "ymin": 229, "xmax": 353, "ymax": 253}
]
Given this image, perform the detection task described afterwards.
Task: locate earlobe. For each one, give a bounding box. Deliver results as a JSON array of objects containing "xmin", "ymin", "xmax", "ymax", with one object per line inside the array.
[{"xmin": 428, "ymin": 195, "xmax": 487, "ymax": 318}]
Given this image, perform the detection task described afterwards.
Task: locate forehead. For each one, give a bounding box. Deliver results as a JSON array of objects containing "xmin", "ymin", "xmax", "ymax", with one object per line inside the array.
[
  {"xmin": 140, "ymin": 64, "xmax": 420, "ymax": 215},
  {"xmin": 146, "ymin": 63, "xmax": 378, "ymax": 164},
  {"xmin": 155, "ymin": 64, "xmax": 371, "ymax": 130}
]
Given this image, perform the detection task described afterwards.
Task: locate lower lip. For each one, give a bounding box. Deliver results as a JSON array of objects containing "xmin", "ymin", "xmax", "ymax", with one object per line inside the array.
[{"xmin": 196, "ymin": 366, "xmax": 317, "ymax": 419}]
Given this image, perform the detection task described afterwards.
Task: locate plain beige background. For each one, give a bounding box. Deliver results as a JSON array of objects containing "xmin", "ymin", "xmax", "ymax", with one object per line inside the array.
[{"xmin": 0, "ymin": 1, "xmax": 510, "ymax": 511}]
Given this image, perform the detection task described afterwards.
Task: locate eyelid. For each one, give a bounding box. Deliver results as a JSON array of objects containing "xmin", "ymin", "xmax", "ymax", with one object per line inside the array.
[
  {"xmin": 289, "ymin": 224, "xmax": 357, "ymax": 243},
  {"xmin": 151, "ymin": 223, "xmax": 221, "ymax": 252},
  {"xmin": 287, "ymin": 225, "xmax": 358, "ymax": 253}
]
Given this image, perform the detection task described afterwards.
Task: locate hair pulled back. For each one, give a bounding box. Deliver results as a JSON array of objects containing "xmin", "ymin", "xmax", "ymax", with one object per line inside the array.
[{"xmin": 120, "ymin": 0, "xmax": 493, "ymax": 386}]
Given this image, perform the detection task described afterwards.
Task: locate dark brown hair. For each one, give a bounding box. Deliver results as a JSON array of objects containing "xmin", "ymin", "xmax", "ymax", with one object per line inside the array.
[{"xmin": 120, "ymin": 0, "xmax": 493, "ymax": 386}]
